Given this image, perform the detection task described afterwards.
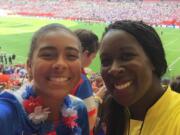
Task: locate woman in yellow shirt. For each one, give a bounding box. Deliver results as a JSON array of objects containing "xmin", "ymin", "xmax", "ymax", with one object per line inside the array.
[{"xmin": 98, "ymin": 20, "xmax": 180, "ymax": 135}]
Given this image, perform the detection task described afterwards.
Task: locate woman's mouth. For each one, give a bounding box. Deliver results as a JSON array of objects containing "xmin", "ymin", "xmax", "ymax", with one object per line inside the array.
[
  {"xmin": 48, "ymin": 77, "xmax": 70, "ymax": 83},
  {"xmin": 114, "ymin": 81, "xmax": 132, "ymax": 90}
]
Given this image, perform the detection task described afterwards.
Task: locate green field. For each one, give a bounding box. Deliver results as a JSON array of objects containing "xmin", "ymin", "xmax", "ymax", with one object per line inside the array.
[{"xmin": 0, "ymin": 16, "xmax": 179, "ymax": 78}]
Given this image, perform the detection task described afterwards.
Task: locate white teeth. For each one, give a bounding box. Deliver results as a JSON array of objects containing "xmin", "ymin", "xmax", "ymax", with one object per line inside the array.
[
  {"xmin": 114, "ymin": 81, "xmax": 131, "ymax": 90},
  {"xmin": 49, "ymin": 77, "xmax": 68, "ymax": 82}
]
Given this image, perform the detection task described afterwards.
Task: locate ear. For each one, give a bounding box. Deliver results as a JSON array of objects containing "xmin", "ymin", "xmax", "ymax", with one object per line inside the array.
[
  {"xmin": 26, "ymin": 59, "xmax": 33, "ymax": 80},
  {"xmin": 82, "ymin": 50, "xmax": 90, "ymax": 57},
  {"xmin": 81, "ymin": 50, "xmax": 88, "ymax": 58}
]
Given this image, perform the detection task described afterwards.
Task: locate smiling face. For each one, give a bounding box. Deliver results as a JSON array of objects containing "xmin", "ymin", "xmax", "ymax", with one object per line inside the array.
[
  {"xmin": 27, "ymin": 30, "xmax": 81, "ymax": 99},
  {"xmin": 100, "ymin": 30, "xmax": 154, "ymax": 106}
]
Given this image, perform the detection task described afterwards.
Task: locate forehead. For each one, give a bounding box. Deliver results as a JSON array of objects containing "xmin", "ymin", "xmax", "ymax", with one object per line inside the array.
[
  {"xmin": 36, "ymin": 30, "xmax": 80, "ymax": 50},
  {"xmin": 100, "ymin": 30, "xmax": 143, "ymax": 54}
]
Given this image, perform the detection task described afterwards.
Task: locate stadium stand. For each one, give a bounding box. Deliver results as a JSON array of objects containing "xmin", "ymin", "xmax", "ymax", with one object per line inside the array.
[{"xmin": 0, "ymin": 0, "xmax": 180, "ymax": 26}]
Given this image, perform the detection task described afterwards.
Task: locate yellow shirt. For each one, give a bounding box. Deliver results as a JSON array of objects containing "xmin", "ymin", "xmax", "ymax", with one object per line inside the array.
[
  {"xmin": 130, "ymin": 87, "xmax": 180, "ymax": 135},
  {"xmin": 130, "ymin": 119, "xmax": 143, "ymax": 135}
]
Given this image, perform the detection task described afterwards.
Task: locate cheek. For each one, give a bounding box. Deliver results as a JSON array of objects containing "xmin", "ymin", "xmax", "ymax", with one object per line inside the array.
[
  {"xmin": 136, "ymin": 65, "xmax": 153, "ymax": 95},
  {"xmin": 33, "ymin": 67, "xmax": 45, "ymax": 83},
  {"xmin": 142, "ymin": 68, "xmax": 153, "ymax": 86},
  {"xmin": 70, "ymin": 61, "xmax": 81, "ymax": 78},
  {"xmin": 32, "ymin": 61, "xmax": 50, "ymax": 78},
  {"xmin": 101, "ymin": 69, "xmax": 110, "ymax": 87}
]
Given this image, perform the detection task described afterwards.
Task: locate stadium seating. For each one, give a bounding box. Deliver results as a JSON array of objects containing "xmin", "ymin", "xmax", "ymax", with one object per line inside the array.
[{"xmin": 0, "ymin": 0, "xmax": 179, "ymax": 25}]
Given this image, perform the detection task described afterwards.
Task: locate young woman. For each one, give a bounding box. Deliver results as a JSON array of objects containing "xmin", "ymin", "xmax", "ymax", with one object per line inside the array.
[{"xmin": 0, "ymin": 23, "xmax": 89, "ymax": 135}]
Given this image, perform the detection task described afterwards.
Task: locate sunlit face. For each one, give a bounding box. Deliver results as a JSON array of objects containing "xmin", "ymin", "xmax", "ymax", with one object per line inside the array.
[
  {"xmin": 27, "ymin": 30, "xmax": 81, "ymax": 99},
  {"xmin": 100, "ymin": 30, "xmax": 154, "ymax": 106}
]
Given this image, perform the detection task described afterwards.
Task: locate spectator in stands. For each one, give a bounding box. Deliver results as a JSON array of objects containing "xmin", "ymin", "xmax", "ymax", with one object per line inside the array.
[
  {"xmin": 98, "ymin": 20, "xmax": 180, "ymax": 135},
  {"xmin": 161, "ymin": 77, "xmax": 170, "ymax": 88},
  {"xmin": 0, "ymin": 54, "xmax": 3, "ymax": 64},
  {"xmin": 12, "ymin": 53, "xmax": 16, "ymax": 61},
  {"xmin": 1, "ymin": 0, "xmax": 180, "ymax": 25},
  {"xmin": 170, "ymin": 75, "xmax": 180, "ymax": 93},
  {"xmin": 74, "ymin": 29, "xmax": 99, "ymax": 71},
  {"xmin": 73, "ymin": 29, "xmax": 105, "ymax": 135},
  {"xmin": 0, "ymin": 23, "xmax": 89, "ymax": 135},
  {"xmin": 3, "ymin": 54, "xmax": 7, "ymax": 65},
  {"xmin": 8, "ymin": 55, "xmax": 12, "ymax": 65}
]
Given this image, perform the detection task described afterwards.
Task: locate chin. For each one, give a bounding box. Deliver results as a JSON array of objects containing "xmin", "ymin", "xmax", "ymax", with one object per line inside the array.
[
  {"xmin": 47, "ymin": 91, "xmax": 69, "ymax": 98},
  {"xmin": 114, "ymin": 96, "xmax": 132, "ymax": 107}
]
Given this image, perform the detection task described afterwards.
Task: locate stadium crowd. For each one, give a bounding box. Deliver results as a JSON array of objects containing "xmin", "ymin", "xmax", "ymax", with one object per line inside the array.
[{"xmin": 0, "ymin": 0, "xmax": 180, "ymax": 25}]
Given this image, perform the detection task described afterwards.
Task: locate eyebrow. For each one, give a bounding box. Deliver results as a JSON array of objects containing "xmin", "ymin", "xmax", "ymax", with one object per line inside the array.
[
  {"xmin": 39, "ymin": 45, "xmax": 80, "ymax": 53},
  {"xmin": 100, "ymin": 46, "xmax": 135, "ymax": 56},
  {"xmin": 65, "ymin": 46, "xmax": 80, "ymax": 53},
  {"xmin": 120, "ymin": 46, "xmax": 135, "ymax": 52},
  {"xmin": 39, "ymin": 46, "xmax": 56, "ymax": 52}
]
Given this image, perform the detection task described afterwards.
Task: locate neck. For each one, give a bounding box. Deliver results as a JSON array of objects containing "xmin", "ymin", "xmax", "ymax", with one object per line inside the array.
[
  {"xmin": 40, "ymin": 95, "xmax": 64, "ymax": 121},
  {"xmin": 129, "ymin": 78, "xmax": 166, "ymax": 121}
]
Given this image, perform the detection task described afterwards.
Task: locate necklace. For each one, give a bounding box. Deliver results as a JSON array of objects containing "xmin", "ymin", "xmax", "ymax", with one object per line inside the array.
[{"xmin": 21, "ymin": 84, "xmax": 81, "ymax": 135}]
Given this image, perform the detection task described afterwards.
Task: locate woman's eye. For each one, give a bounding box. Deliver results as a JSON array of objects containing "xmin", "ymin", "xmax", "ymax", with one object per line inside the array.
[
  {"xmin": 121, "ymin": 52, "xmax": 136, "ymax": 61},
  {"xmin": 39, "ymin": 52, "xmax": 56, "ymax": 59},
  {"xmin": 101, "ymin": 58, "xmax": 112, "ymax": 67},
  {"xmin": 67, "ymin": 54, "xmax": 79, "ymax": 61}
]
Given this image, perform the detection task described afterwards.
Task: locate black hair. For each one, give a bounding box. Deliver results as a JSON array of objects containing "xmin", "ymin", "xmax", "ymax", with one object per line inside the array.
[
  {"xmin": 102, "ymin": 20, "xmax": 167, "ymax": 78},
  {"xmin": 74, "ymin": 29, "xmax": 99, "ymax": 55},
  {"xmin": 95, "ymin": 94, "xmax": 128, "ymax": 135},
  {"xmin": 28, "ymin": 23, "xmax": 78, "ymax": 60}
]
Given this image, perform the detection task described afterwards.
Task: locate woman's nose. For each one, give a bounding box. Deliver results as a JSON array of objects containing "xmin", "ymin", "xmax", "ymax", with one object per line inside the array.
[
  {"xmin": 53, "ymin": 56, "xmax": 67, "ymax": 70},
  {"xmin": 108, "ymin": 60, "xmax": 125, "ymax": 76}
]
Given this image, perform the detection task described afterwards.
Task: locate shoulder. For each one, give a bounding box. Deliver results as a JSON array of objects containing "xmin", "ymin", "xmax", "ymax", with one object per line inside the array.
[
  {"xmin": 168, "ymin": 87, "xmax": 180, "ymax": 105},
  {"xmin": 163, "ymin": 87, "xmax": 180, "ymax": 116},
  {"xmin": 0, "ymin": 90, "xmax": 20, "ymax": 107},
  {"xmin": 0, "ymin": 86, "xmax": 25, "ymax": 104},
  {"xmin": 0, "ymin": 91, "xmax": 20, "ymax": 122},
  {"xmin": 0, "ymin": 90, "xmax": 18, "ymax": 102},
  {"xmin": 0, "ymin": 91, "xmax": 24, "ymax": 134},
  {"xmin": 167, "ymin": 106, "xmax": 180, "ymax": 133},
  {"xmin": 81, "ymin": 74, "xmax": 89, "ymax": 81},
  {"xmin": 76, "ymin": 75, "xmax": 93, "ymax": 99},
  {"xmin": 0, "ymin": 89, "xmax": 25, "ymax": 115}
]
